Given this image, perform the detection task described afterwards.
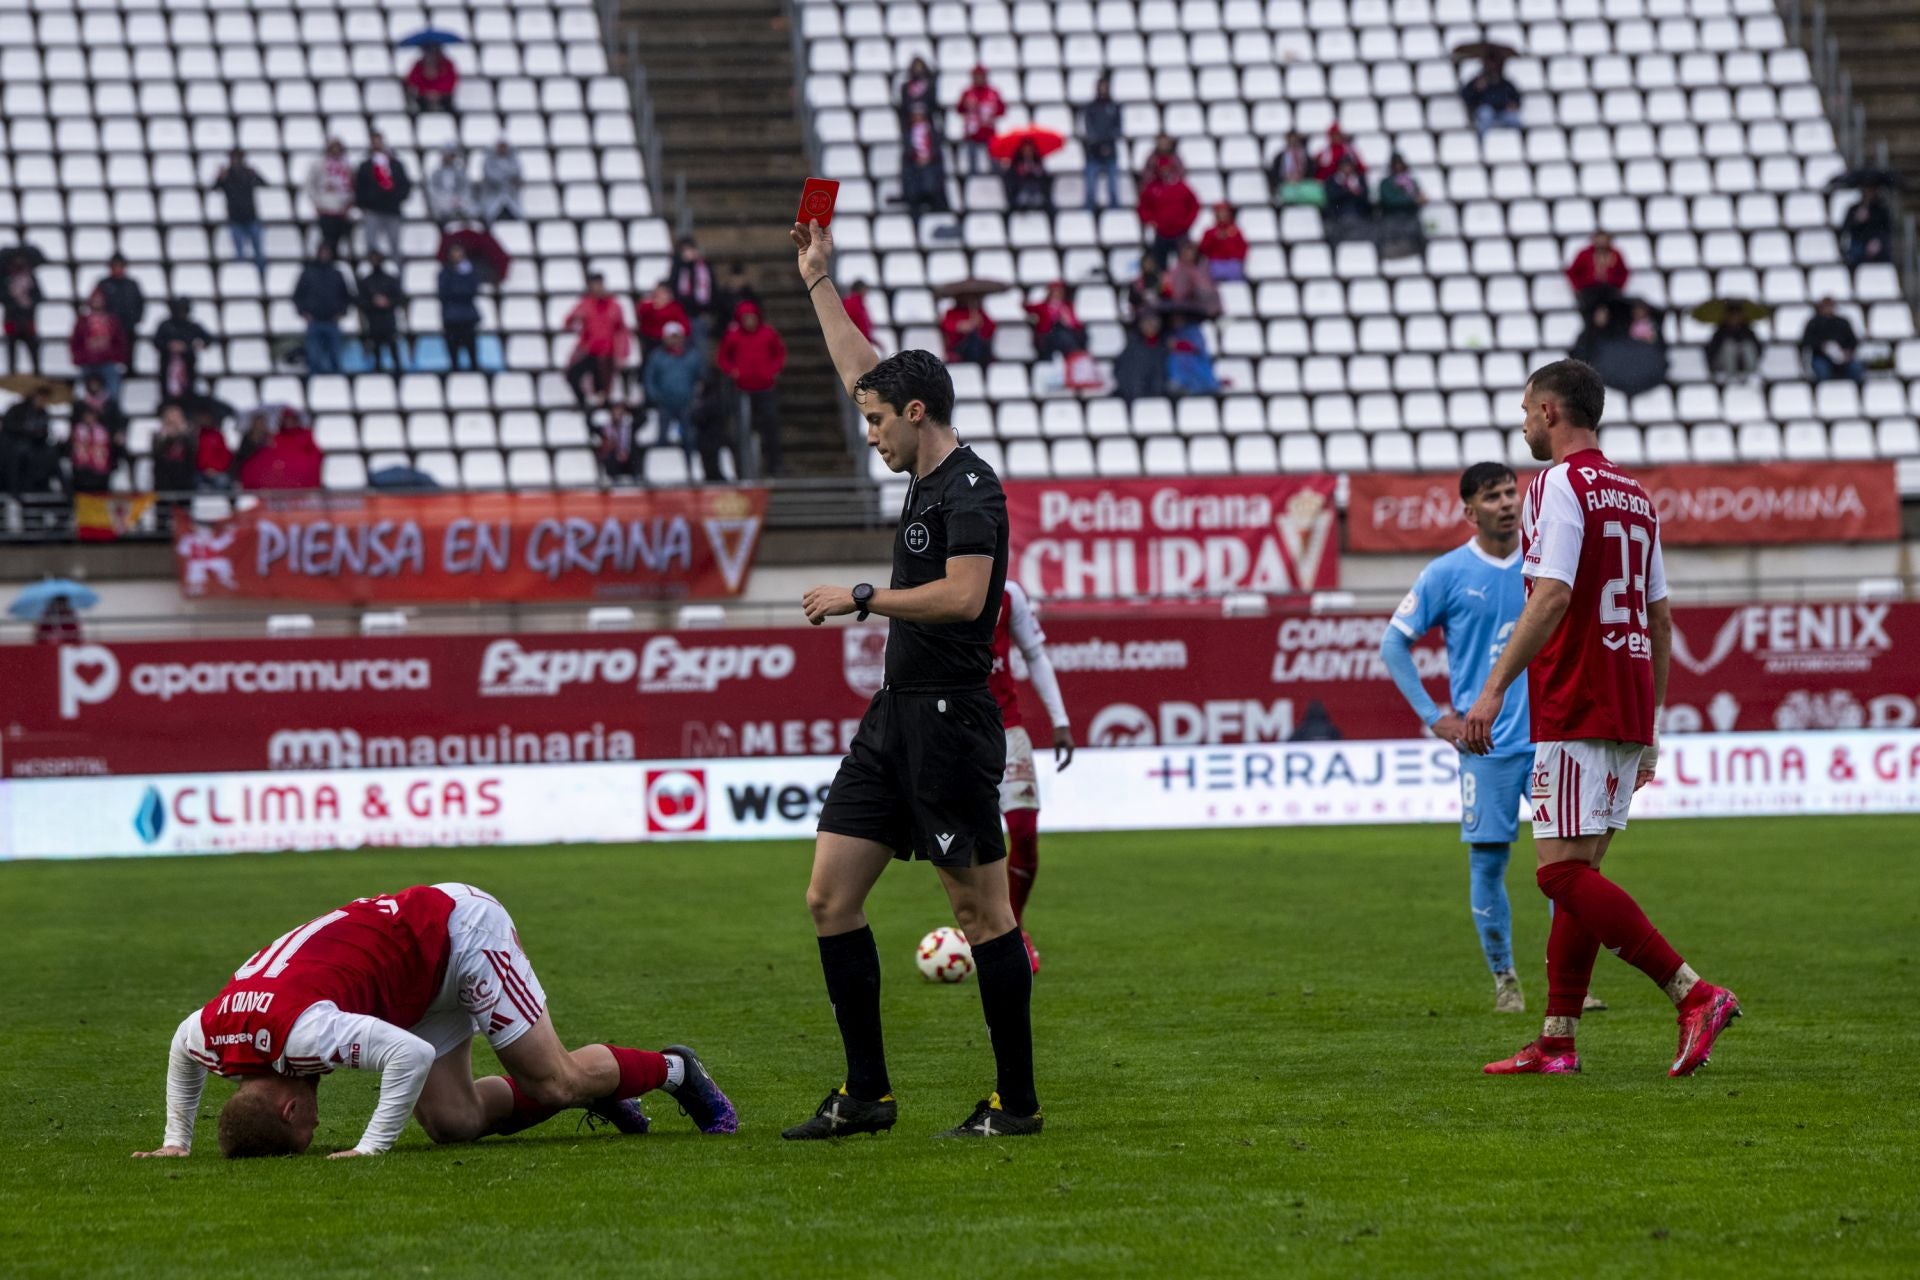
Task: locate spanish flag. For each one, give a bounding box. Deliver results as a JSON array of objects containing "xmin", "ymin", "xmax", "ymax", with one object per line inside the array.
[{"xmin": 74, "ymin": 492, "xmax": 157, "ymax": 543}]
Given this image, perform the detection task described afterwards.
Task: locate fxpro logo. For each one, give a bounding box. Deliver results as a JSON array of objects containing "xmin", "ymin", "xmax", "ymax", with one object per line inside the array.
[{"xmin": 478, "ymin": 637, "xmax": 796, "ymax": 696}]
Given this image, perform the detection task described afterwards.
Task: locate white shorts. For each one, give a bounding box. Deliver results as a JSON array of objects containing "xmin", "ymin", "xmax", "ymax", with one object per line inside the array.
[
  {"xmin": 999, "ymin": 726, "xmax": 1040, "ymax": 813},
  {"xmin": 409, "ymin": 883, "xmax": 549, "ymax": 1060},
  {"xmin": 1530, "ymin": 740, "xmax": 1643, "ymax": 840}
]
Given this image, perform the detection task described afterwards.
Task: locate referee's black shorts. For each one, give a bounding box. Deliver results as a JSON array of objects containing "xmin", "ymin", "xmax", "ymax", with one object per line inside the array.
[{"xmin": 817, "ymin": 687, "xmax": 1007, "ymax": 868}]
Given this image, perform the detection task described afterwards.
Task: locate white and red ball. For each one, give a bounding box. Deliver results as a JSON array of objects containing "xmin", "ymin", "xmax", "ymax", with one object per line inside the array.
[{"xmin": 915, "ymin": 926, "xmax": 974, "ymax": 983}]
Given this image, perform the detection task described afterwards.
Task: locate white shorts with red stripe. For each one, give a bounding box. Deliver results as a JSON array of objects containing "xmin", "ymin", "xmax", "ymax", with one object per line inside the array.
[
  {"xmin": 1529, "ymin": 739, "xmax": 1643, "ymax": 840},
  {"xmin": 409, "ymin": 882, "xmax": 549, "ymax": 1059},
  {"xmin": 998, "ymin": 727, "xmax": 1040, "ymax": 813}
]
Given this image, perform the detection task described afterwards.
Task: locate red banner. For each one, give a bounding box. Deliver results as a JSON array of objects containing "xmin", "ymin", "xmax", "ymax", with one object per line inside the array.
[
  {"xmin": 1005, "ymin": 476, "xmax": 1340, "ymax": 599},
  {"xmin": 1348, "ymin": 462, "xmax": 1901, "ymax": 553},
  {"xmin": 7, "ymin": 602, "xmax": 1916, "ymax": 777},
  {"xmin": 173, "ymin": 489, "xmax": 769, "ymax": 603}
]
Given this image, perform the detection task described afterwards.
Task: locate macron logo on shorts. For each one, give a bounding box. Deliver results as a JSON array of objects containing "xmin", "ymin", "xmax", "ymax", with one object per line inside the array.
[{"xmin": 936, "ymin": 832, "xmax": 956, "ymax": 853}]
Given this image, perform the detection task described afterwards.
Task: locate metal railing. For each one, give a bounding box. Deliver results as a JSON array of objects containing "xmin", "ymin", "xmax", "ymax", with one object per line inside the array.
[
  {"xmin": 596, "ymin": 0, "xmax": 684, "ymax": 235},
  {"xmin": 1783, "ymin": 0, "xmax": 1920, "ymax": 313}
]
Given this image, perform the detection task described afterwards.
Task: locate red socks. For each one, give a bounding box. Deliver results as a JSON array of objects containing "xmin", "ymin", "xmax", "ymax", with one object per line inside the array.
[
  {"xmin": 496, "ymin": 1078, "xmax": 564, "ymax": 1135},
  {"xmin": 1536, "ymin": 861, "xmax": 1684, "ymax": 989},
  {"xmin": 1005, "ymin": 809, "xmax": 1039, "ymax": 921},
  {"xmin": 604, "ymin": 1045, "xmax": 669, "ymax": 1097},
  {"xmin": 1544, "ymin": 907, "xmax": 1602, "ymax": 1020}
]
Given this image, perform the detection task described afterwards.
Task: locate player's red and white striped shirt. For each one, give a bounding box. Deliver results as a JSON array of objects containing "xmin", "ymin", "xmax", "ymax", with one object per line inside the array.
[
  {"xmin": 195, "ymin": 885, "xmax": 456, "ymax": 1077},
  {"xmin": 1520, "ymin": 448, "xmax": 1668, "ymax": 745}
]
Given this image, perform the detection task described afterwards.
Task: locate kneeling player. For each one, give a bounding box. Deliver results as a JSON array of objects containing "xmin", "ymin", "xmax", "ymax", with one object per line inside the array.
[{"xmin": 133, "ymin": 883, "xmax": 735, "ymax": 1159}]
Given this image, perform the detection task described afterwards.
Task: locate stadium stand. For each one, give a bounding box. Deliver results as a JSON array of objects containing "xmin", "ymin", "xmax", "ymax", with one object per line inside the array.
[
  {"xmin": 0, "ymin": 0, "xmax": 683, "ymax": 492},
  {"xmin": 792, "ymin": 0, "xmax": 1920, "ymax": 484}
]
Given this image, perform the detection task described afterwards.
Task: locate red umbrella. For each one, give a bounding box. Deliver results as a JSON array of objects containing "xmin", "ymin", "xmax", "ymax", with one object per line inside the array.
[
  {"xmin": 989, "ymin": 125, "xmax": 1065, "ymax": 163},
  {"xmin": 438, "ymin": 228, "xmax": 511, "ymax": 285}
]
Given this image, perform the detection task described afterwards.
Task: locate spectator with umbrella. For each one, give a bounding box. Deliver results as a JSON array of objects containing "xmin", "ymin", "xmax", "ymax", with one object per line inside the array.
[
  {"xmin": 89, "ymin": 255, "xmax": 147, "ymax": 375},
  {"xmin": 439, "ymin": 227, "xmax": 511, "ymax": 287},
  {"xmin": 358, "ymin": 250, "xmax": 407, "ymax": 373},
  {"xmin": 999, "ymin": 137, "xmax": 1055, "ymax": 213},
  {"xmin": 293, "ymin": 243, "xmax": 355, "ymax": 376},
  {"xmin": 354, "ymin": 133, "xmax": 413, "ymax": 264},
  {"xmin": 957, "ymin": 67, "xmax": 1006, "ymax": 176},
  {"xmin": 715, "ymin": 300, "xmax": 787, "ymax": 476},
  {"xmin": 1078, "ymin": 75, "xmax": 1123, "ymax": 210},
  {"xmin": 154, "ymin": 300, "xmax": 211, "ymax": 400},
  {"xmin": 1198, "ymin": 203, "xmax": 1248, "ymax": 281},
  {"xmin": 438, "ymin": 243, "xmax": 483, "ymax": 372},
  {"xmin": 305, "ymin": 137, "xmax": 356, "ymax": 259},
  {"xmin": 9, "ymin": 579, "xmax": 98, "ymax": 646},
  {"xmin": 69, "ymin": 292, "xmax": 131, "ymax": 400},
  {"xmin": 1801, "ymin": 297, "xmax": 1867, "ymax": 385},
  {"xmin": 4, "ymin": 251, "xmax": 43, "ymax": 374},
  {"xmin": 1700, "ymin": 299, "xmax": 1764, "ymax": 384},
  {"xmin": 477, "ymin": 140, "xmax": 525, "ymax": 222},
  {"xmin": 214, "ymin": 149, "xmax": 269, "ymax": 276},
  {"xmin": 1461, "ymin": 59, "xmax": 1523, "ymax": 138},
  {"xmin": 939, "ymin": 297, "xmax": 995, "ymax": 366},
  {"xmin": 401, "ymin": 31, "xmax": 463, "ymax": 115}
]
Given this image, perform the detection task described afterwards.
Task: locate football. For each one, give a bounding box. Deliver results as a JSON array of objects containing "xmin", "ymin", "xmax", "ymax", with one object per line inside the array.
[{"xmin": 915, "ymin": 926, "xmax": 974, "ymax": 983}]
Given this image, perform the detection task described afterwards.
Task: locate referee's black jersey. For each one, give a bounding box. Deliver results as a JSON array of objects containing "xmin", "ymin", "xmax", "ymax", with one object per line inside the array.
[{"xmin": 883, "ymin": 443, "xmax": 1009, "ymax": 690}]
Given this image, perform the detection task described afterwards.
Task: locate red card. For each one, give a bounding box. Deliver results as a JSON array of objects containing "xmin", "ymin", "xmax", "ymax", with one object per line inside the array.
[{"xmin": 796, "ymin": 177, "xmax": 840, "ymax": 227}]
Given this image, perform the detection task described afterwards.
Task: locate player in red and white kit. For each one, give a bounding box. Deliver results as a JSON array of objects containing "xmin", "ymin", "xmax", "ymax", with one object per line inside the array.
[
  {"xmin": 988, "ymin": 580, "xmax": 1074, "ymax": 973},
  {"xmin": 1463, "ymin": 360, "xmax": 1740, "ymax": 1078},
  {"xmin": 132, "ymin": 883, "xmax": 736, "ymax": 1159}
]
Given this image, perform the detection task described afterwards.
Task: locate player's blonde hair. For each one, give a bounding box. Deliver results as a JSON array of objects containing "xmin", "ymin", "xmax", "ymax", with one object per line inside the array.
[{"xmin": 217, "ymin": 1082, "xmax": 308, "ymax": 1159}]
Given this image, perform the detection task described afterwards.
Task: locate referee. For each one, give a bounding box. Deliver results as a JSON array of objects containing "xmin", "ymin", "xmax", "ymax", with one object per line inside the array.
[{"xmin": 780, "ymin": 217, "xmax": 1040, "ymax": 1140}]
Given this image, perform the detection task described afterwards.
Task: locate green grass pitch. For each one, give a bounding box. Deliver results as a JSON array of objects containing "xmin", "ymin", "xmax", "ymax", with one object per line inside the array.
[{"xmin": 1, "ymin": 815, "xmax": 1915, "ymax": 1278}]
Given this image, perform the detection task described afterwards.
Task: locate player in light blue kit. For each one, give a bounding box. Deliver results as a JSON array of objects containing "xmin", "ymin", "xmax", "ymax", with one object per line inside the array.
[{"xmin": 1380, "ymin": 463, "xmax": 1605, "ymax": 1014}]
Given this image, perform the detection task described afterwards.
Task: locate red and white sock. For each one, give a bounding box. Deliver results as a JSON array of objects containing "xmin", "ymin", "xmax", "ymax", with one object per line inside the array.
[{"xmin": 1536, "ymin": 861, "xmax": 1684, "ymax": 990}]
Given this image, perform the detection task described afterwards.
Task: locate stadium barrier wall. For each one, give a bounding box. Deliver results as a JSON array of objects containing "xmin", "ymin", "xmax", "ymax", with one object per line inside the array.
[
  {"xmin": 2, "ymin": 732, "xmax": 1916, "ymax": 860},
  {"xmin": 7, "ymin": 601, "xmax": 1918, "ymax": 778}
]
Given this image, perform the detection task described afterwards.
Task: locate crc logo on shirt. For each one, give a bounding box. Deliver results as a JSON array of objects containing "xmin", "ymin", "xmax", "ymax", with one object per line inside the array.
[
  {"xmin": 644, "ymin": 768, "xmax": 708, "ymax": 834},
  {"xmin": 903, "ymin": 522, "xmax": 931, "ymax": 555}
]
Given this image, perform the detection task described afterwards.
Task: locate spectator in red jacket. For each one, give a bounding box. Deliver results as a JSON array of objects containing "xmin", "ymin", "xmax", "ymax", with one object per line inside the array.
[
  {"xmin": 956, "ymin": 66, "xmax": 1006, "ymax": 175},
  {"xmin": 1025, "ymin": 281, "xmax": 1086, "ymax": 358},
  {"xmin": 1198, "ymin": 203, "xmax": 1248, "ymax": 282},
  {"xmin": 715, "ymin": 300, "xmax": 787, "ymax": 476},
  {"xmin": 635, "ymin": 281, "xmax": 691, "ymax": 365},
  {"xmin": 66, "ymin": 403, "xmax": 118, "ymax": 494},
  {"xmin": 564, "ymin": 273, "xmax": 632, "ymax": 406},
  {"xmin": 1313, "ymin": 123, "xmax": 1364, "ymax": 180},
  {"xmin": 69, "ymin": 293, "xmax": 131, "ymax": 399},
  {"xmin": 405, "ymin": 47, "xmax": 459, "ymax": 114},
  {"xmin": 940, "ymin": 298, "xmax": 995, "ymax": 366},
  {"xmin": 235, "ymin": 407, "xmax": 324, "ymax": 490},
  {"xmin": 1139, "ymin": 134, "xmax": 1185, "ymax": 186},
  {"xmin": 1566, "ymin": 231, "xmax": 1630, "ymax": 322},
  {"xmin": 1138, "ymin": 171, "xmax": 1201, "ymax": 269},
  {"xmin": 843, "ymin": 280, "xmax": 878, "ymax": 349}
]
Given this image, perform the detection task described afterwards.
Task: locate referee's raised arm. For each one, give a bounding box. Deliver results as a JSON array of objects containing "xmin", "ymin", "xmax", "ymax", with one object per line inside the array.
[{"xmin": 790, "ymin": 219, "xmax": 878, "ymax": 396}]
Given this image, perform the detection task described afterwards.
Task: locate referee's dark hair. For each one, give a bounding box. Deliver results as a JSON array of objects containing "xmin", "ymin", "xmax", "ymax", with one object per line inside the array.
[
  {"xmin": 1526, "ymin": 358, "xmax": 1606, "ymax": 428},
  {"xmin": 1459, "ymin": 461, "xmax": 1516, "ymax": 502},
  {"xmin": 852, "ymin": 349, "xmax": 955, "ymax": 426}
]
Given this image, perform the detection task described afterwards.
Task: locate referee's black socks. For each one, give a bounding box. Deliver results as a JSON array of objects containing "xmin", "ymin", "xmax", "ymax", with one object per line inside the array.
[
  {"xmin": 817, "ymin": 925, "xmax": 892, "ymax": 1102},
  {"xmin": 971, "ymin": 927, "xmax": 1040, "ymax": 1117}
]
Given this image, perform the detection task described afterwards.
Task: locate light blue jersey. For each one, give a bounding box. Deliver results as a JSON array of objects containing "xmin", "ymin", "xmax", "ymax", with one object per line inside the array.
[{"xmin": 1389, "ymin": 539, "xmax": 1531, "ymax": 757}]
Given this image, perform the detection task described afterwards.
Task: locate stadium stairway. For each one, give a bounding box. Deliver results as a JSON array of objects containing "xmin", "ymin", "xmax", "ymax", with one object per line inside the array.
[
  {"xmin": 1822, "ymin": 0, "xmax": 1920, "ymax": 183},
  {"xmin": 623, "ymin": 0, "xmax": 857, "ymax": 476}
]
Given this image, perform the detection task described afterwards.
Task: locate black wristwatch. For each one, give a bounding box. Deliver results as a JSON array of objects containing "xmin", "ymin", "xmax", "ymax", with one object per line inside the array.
[{"xmin": 852, "ymin": 582, "xmax": 875, "ymax": 621}]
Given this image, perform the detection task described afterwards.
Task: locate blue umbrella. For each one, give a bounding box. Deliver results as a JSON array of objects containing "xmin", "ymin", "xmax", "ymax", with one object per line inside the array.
[
  {"xmin": 9, "ymin": 578, "xmax": 100, "ymax": 620},
  {"xmin": 398, "ymin": 28, "xmax": 466, "ymax": 47}
]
